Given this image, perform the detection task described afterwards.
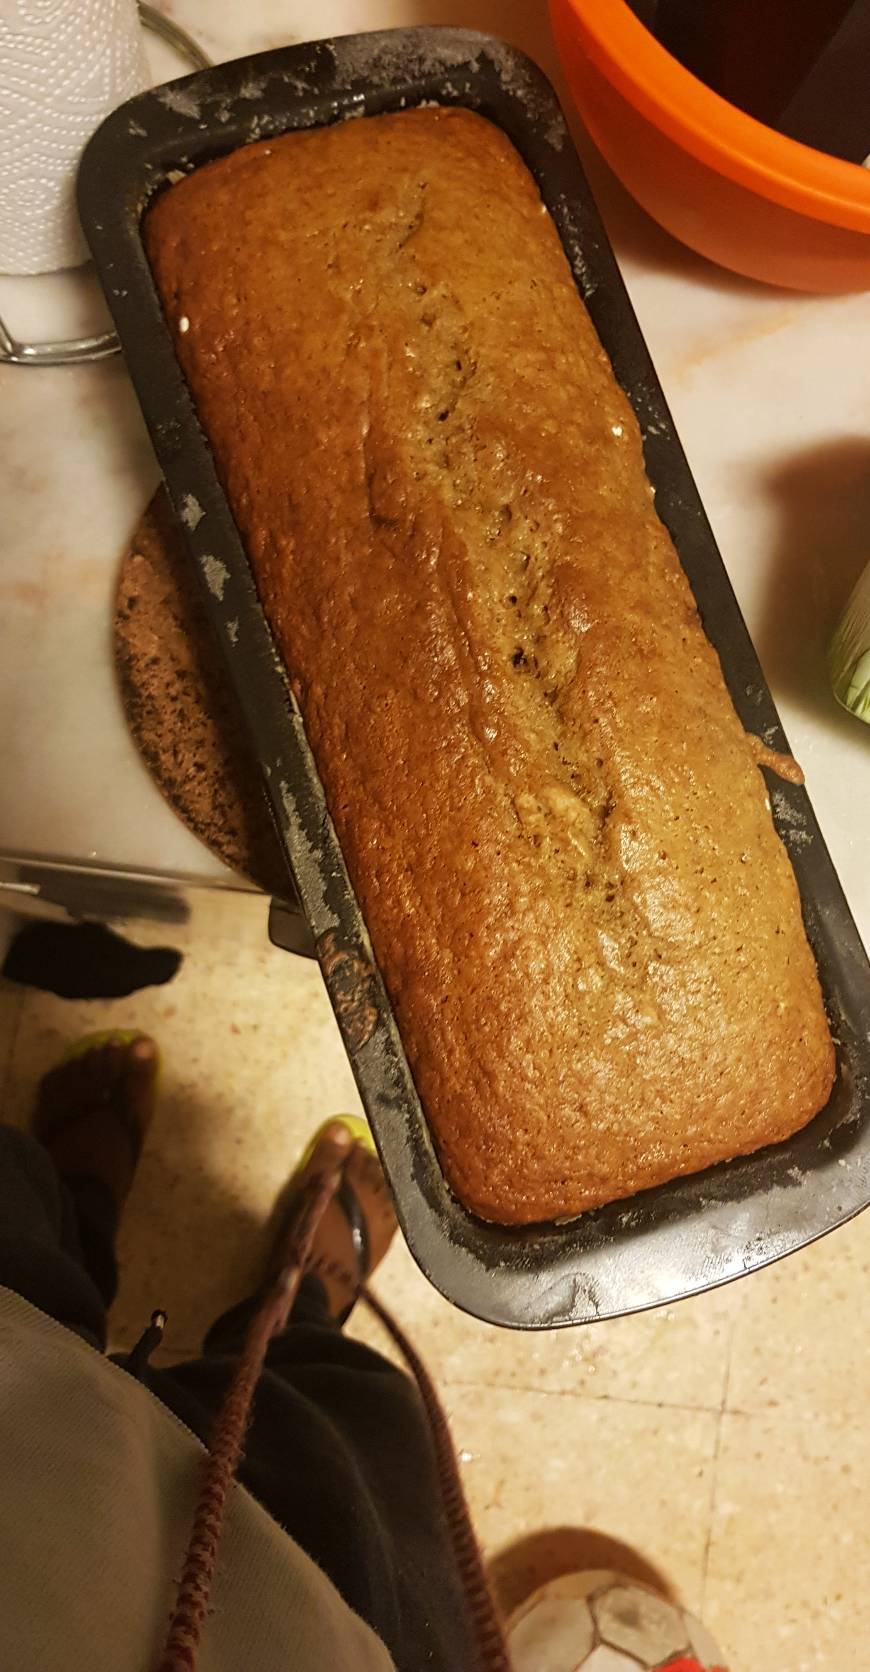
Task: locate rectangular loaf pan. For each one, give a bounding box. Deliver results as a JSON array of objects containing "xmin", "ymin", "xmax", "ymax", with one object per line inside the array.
[{"xmin": 79, "ymin": 27, "xmax": 870, "ymax": 1327}]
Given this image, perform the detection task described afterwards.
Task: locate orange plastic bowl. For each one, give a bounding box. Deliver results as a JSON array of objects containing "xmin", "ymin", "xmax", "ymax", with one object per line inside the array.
[{"xmin": 550, "ymin": 0, "xmax": 870, "ymax": 291}]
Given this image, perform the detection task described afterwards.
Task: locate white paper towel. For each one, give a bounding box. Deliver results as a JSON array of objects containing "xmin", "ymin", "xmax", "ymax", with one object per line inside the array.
[{"xmin": 0, "ymin": 0, "xmax": 147, "ymax": 275}]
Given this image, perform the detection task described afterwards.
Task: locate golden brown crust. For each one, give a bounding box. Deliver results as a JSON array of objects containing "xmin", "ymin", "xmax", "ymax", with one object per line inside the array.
[
  {"xmin": 746, "ymin": 734, "xmax": 805, "ymax": 785},
  {"xmin": 146, "ymin": 107, "xmax": 834, "ymax": 1224}
]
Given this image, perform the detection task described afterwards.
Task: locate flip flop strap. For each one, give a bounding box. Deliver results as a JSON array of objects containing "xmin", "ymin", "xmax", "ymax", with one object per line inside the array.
[{"xmin": 336, "ymin": 1171, "xmax": 371, "ymax": 1281}]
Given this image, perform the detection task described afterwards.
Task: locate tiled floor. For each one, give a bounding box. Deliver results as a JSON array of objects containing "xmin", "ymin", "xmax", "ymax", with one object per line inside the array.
[{"xmin": 1, "ymin": 893, "xmax": 867, "ymax": 1672}]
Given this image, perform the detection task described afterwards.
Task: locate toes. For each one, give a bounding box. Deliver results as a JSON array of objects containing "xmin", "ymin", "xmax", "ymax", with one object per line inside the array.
[
  {"xmin": 347, "ymin": 1144, "xmax": 388, "ymax": 1199},
  {"xmin": 35, "ymin": 1037, "xmax": 158, "ymax": 1137},
  {"xmin": 320, "ymin": 1119, "xmax": 355, "ymax": 1153},
  {"xmin": 86, "ymin": 1044, "xmax": 123, "ymax": 1100},
  {"xmin": 303, "ymin": 1123, "xmax": 354, "ymax": 1183},
  {"xmin": 80, "ymin": 1045, "xmax": 131, "ymax": 1110},
  {"xmin": 120, "ymin": 1041, "xmax": 159, "ymax": 1127},
  {"xmin": 121, "ymin": 1037, "xmax": 159, "ymax": 1089},
  {"xmin": 128, "ymin": 1036, "xmax": 158, "ymax": 1066}
]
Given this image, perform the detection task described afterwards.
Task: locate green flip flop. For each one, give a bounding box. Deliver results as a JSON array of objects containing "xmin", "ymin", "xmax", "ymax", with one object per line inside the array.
[{"xmin": 34, "ymin": 1029, "xmax": 160, "ymax": 1160}]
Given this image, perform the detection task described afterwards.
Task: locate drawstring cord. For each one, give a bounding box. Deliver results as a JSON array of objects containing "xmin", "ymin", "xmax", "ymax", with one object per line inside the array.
[
  {"xmin": 153, "ymin": 1157, "xmax": 510, "ymax": 1672},
  {"xmin": 156, "ymin": 1156, "xmax": 344, "ymax": 1671},
  {"xmin": 361, "ymin": 1286, "xmax": 511, "ymax": 1672}
]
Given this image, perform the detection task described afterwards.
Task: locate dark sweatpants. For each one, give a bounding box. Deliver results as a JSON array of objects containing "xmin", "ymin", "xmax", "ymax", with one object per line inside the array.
[{"xmin": 0, "ymin": 1123, "xmax": 475, "ymax": 1672}]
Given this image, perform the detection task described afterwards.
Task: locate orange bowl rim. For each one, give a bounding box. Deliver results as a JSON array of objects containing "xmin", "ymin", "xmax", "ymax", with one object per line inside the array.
[{"xmin": 554, "ymin": 0, "xmax": 870, "ymax": 234}]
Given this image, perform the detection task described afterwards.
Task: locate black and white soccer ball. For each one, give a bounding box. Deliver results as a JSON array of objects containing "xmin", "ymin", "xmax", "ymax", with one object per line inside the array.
[{"xmin": 506, "ymin": 1569, "xmax": 728, "ymax": 1672}]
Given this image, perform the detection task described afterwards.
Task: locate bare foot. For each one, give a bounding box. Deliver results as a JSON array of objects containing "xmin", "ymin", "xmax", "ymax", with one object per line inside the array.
[
  {"xmin": 267, "ymin": 1121, "xmax": 397, "ymax": 1321},
  {"xmin": 33, "ymin": 1035, "xmax": 158, "ymax": 1214}
]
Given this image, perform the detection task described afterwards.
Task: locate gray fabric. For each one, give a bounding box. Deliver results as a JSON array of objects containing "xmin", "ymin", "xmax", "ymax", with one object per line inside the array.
[
  {"xmin": 0, "ymin": 1286, "xmax": 395, "ymax": 1672},
  {"xmin": 0, "ymin": 1124, "xmax": 107, "ymax": 1348},
  {"xmin": 0, "ymin": 1122, "xmax": 477, "ymax": 1671}
]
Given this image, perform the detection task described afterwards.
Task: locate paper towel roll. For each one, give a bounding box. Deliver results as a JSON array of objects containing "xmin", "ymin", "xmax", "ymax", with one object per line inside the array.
[{"xmin": 0, "ymin": 0, "xmax": 147, "ymax": 275}]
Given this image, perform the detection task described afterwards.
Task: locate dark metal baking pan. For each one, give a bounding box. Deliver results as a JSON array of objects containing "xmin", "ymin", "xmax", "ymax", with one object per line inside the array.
[{"xmin": 78, "ymin": 27, "xmax": 870, "ymax": 1328}]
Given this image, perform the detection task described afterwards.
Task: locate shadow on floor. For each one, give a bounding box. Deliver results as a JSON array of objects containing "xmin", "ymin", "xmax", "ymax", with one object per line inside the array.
[
  {"xmin": 753, "ymin": 436, "xmax": 870, "ymax": 735},
  {"xmin": 110, "ymin": 1081, "xmax": 268, "ymax": 1355},
  {"xmin": 3, "ymin": 921, "xmax": 182, "ymax": 1000}
]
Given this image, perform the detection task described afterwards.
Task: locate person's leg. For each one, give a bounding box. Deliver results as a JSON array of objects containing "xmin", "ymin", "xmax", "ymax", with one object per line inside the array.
[
  {"xmin": 0, "ymin": 1123, "xmax": 107, "ymax": 1348},
  {"xmin": 137, "ymin": 1128, "xmax": 476, "ymax": 1672},
  {"xmin": 0, "ymin": 1035, "xmax": 158, "ymax": 1350}
]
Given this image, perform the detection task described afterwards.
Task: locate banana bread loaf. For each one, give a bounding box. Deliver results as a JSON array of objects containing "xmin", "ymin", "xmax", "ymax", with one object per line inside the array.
[{"xmin": 146, "ymin": 106, "xmax": 835, "ymax": 1224}]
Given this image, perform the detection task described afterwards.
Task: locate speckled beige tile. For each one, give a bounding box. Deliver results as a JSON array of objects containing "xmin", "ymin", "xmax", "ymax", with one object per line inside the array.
[
  {"xmin": 444, "ymin": 1384, "xmax": 718, "ymax": 1621},
  {"xmin": 703, "ymin": 1410, "xmax": 869, "ymax": 1672},
  {"xmin": 3, "ymin": 899, "xmax": 361, "ymax": 1352},
  {"xmin": 726, "ymin": 1213, "xmax": 870, "ymax": 1423},
  {"xmin": 353, "ymin": 1232, "xmax": 736, "ymax": 1412}
]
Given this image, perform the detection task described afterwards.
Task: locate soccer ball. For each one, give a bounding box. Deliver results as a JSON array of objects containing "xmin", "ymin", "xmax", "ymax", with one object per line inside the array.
[{"xmin": 506, "ymin": 1569, "xmax": 728, "ymax": 1671}]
